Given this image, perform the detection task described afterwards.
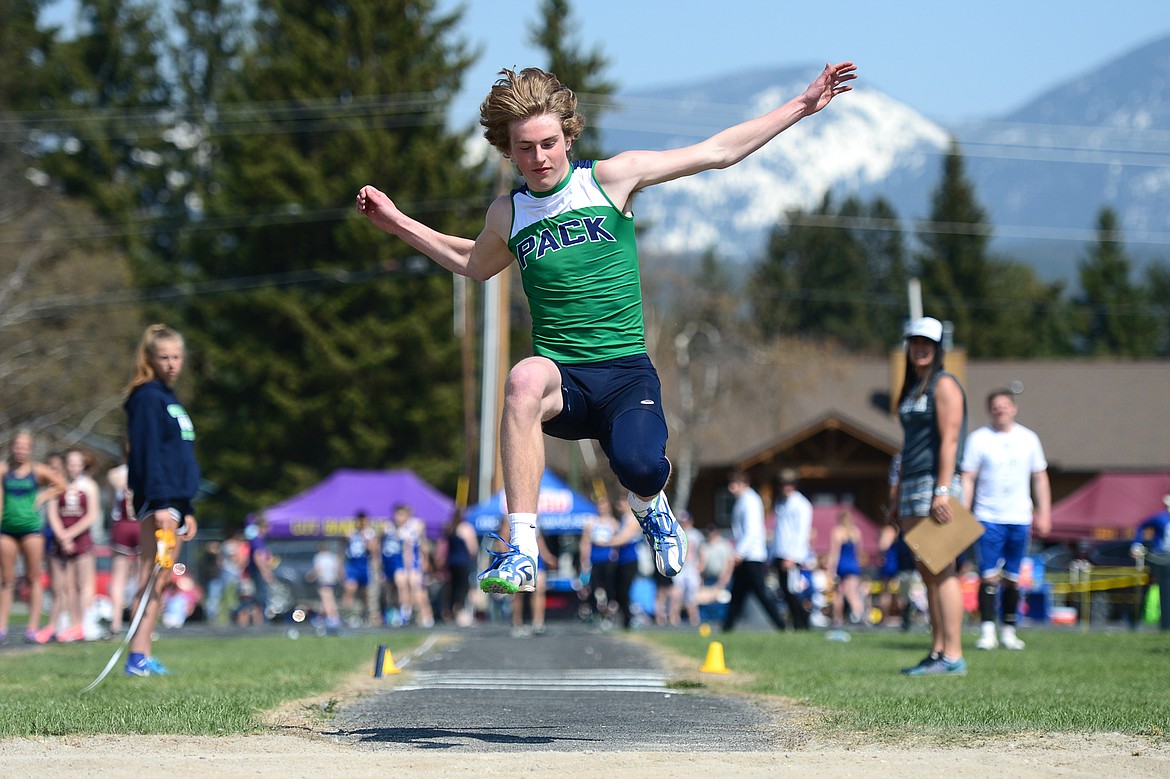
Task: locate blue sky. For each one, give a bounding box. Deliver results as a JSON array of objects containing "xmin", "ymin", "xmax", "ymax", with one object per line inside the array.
[
  {"xmin": 38, "ymin": 0, "xmax": 1170, "ymax": 126},
  {"xmin": 439, "ymin": 0, "xmax": 1170, "ymax": 126}
]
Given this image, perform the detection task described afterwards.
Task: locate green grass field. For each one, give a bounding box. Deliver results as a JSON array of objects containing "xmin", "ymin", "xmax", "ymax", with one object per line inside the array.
[
  {"xmin": 1, "ymin": 627, "xmax": 1166, "ymax": 740},
  {"xmin": 0, "ymin": 632, "xmax": 425, "ymax": 738},
  {"xmin": 643, "ymin": 628, "xmax": 1170, "ymax": 740}
]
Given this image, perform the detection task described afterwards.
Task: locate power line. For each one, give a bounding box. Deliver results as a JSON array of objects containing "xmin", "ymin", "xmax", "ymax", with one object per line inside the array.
[
  {"xmin": 1, "ymin": 258, "xmax": 440, "ymax": 325},
  {"xmin": 784, "ymin": 213, "xmax": 1170, "ymax": 247},
  {"xmin": 6, "ymin": 91, "xmax": 1170, "ymax": 168}
]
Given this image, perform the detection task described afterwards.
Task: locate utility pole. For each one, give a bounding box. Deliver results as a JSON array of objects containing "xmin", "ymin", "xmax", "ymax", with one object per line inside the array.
[
  {"xmin": 477, "ymin": 158, "xmax": 514, "ymax": 501},
  {"xmin": 455, "ymin": 272, "xmax": 477, "ymax": 507}
]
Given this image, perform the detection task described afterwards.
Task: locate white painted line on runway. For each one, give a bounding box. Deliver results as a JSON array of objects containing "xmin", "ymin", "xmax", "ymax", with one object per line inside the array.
[{"xmin": 390, "ymin": 669, "xmax": 680, "ymax": 695}]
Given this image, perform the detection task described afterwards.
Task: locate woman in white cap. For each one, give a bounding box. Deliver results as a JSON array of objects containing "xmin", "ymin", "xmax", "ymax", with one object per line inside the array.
[{"xmin": 895, "ymin": 317, "xmax": 969, "ymax": 676}]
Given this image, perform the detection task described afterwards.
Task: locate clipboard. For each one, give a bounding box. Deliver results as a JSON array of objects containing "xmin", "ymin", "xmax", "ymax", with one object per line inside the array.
[{"xmin": 902, "ymin": 497, "xmax": 984, "ymax": 575}]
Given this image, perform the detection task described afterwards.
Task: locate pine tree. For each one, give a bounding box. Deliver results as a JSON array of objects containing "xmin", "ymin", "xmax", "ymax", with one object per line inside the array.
[
  {"xmin": 1145, "ymin": 262, "xmax": 1170, "ymax": 357},
  {"xmin": 33, "ymin": 0, "xmax": 174, "ymax": 223},
  {"xmin": 0, "ymin": 0, "xmax": 56, "ymax": 111},
  {"xmin": 0, "ymin": 0, "xmax": 148, "ymax": 452},
  {"xmin": 751, "ymin": 193, "xmax": 907, "ymax": 351},
  {"xmin": 914, "ymin": 142, "xmax": 993, "ymax": 354},
  {"xmin": 1076, "ymin": 207, "xmax": 1159, "ymax": 356},
  {"xmin": 528, "ymin": 0, "xmax": 617, "ymax": 161},
  {"xmin": 173, "ymin": 0, "xmax": 486, "ymax": 516}
]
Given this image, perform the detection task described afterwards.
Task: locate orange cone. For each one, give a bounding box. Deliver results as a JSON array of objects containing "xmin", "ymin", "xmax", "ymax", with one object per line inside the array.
[{"xmin": 699, "ymin": 640, "xmax": 730, "ymax": 674}]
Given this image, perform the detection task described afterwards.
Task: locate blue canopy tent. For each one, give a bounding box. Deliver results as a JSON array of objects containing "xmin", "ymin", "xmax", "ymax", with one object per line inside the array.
[{"xmin": 466, "ymin": 469, "xmax": 598, "ymax": 536}]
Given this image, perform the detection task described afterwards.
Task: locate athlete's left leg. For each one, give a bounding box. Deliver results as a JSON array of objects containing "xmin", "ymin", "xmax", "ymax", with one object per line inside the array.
[{"xmin": 607, "ymin": 409, "xmax": 686, "ymax": 577}]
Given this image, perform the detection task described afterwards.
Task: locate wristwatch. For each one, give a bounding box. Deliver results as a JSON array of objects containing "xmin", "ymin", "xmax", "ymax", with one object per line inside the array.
[{"xmin": 933, "ymin": 485, "xmax": 950, "ymax": 497}]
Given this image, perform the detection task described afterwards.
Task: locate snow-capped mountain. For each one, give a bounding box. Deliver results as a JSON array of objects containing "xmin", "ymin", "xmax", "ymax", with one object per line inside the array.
[
  {"xmin": 959, "ymin": 35, "xmax": 1170, "ymax": 249},
  {"xmin": 597, "ymin": 66, "xmax": 949, "ymax": 261},
  {"xmin": 597, "ymin": 36, "xmax": 1170, "ymax": 279}
]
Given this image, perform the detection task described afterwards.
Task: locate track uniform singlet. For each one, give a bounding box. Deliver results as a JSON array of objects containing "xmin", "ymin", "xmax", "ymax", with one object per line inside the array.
[
  {"xmin": 55, "ymin": 483, "xmax": 94, "ymax": 557},
  {"xmin": 509, "ymin": 160, "xmax": 644, "ymax": 364},
  {"xmin": 1, "ymin": 470, "xmax": 41, "ymax": 535},
  {"xmin": 381, "ymin": 527, "xmax": 405, "ymax": 575}
]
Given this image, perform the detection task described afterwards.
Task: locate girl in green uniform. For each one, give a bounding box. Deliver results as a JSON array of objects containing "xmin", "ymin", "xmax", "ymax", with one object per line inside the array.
[{"xmin": 0, "ymin": 430, "xmax": 68, "ymax": 642}]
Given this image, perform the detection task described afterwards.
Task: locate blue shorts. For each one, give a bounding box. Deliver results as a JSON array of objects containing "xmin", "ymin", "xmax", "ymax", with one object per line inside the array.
[
  {"xmin": 345, "ymin": 559, "xmax": 369, "ymax": 587},
  {"xmin": 542, "ymin": 353, "xmax": 669, "ymax": 497},
  {"xmin": 382, "ymin": 554, "xmax": 404, "ymax": 577},
  {"xmin": 977, "ymin": 522, "xmax": 1030, "ymax": 580}
]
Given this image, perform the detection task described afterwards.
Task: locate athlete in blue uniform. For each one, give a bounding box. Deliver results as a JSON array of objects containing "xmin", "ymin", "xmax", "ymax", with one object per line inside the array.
[
  {"xmin": 342, "ymin": 511, "xmax": 374, "ymax": 626},
  {"xmin": 379, "ymin": 505, "xmax": 411, "ymax": 626},
  {"xmin": 828, "ymin": 510, "xmax": 864, "ymax": 627}
]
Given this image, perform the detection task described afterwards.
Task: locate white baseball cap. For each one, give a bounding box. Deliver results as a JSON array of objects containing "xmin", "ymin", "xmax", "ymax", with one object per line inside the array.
[{"xmin": 905, "ymin": 316, "xmax": 943, "ymax": 343}]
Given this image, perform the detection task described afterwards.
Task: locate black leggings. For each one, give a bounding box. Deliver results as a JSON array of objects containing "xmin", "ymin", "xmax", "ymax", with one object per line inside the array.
[
  {"xmin": 447, "ymin": 564, "xmax": 471, "ymax": 613},
  {"xmin": 612, "ymin": 560, "xmax": 639, "ymax": 629},
  {"xmin": 723, "ymin": 560, "xmax": 787, "ymax": 632}
]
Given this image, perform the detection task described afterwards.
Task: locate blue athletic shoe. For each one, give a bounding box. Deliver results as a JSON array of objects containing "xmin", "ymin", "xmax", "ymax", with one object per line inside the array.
[
  {"xmin": 125, "ymin": 654, "xmax": 151, "ymax": 677},
  {"xmin": 900, "ymin": 651, "xmax": 941, "ymax": 675},
  {"xmin": 477, "ymin": 534, "xmax": 537, "ymax": 594},
  {"xmin": 904, "ymin": 656, "xmax": 967, "ymax": 676},
  {"xmin": 145, "ymin": 656, "xmax": 171, "ymax": 675},
  {"xmin": 631, "ymin": 492, "xmax": 688, "ymax": 577}
]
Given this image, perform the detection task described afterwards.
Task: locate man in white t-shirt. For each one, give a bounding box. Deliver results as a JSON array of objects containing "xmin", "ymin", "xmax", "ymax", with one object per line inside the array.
[
  {"xmin": 961, "ymin": 389, "xmax": 1051, "ymax": 650},
  {"xmin": 770, "ymin": 468, "xmax": 813, "ymax": 630},
  {"xmin": 723, "ymin": 471, "xmax": 788, "ymax": 632}
]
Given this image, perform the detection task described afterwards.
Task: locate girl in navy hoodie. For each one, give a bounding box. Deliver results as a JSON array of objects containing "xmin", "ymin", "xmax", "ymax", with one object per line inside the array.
[{"xmin": 124, "ymin": 324, "xmax": 200, "ymax": 677}]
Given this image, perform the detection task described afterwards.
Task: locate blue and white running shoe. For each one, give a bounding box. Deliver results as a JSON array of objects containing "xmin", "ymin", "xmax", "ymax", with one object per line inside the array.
[
  {"xmin": 631, "ymin": 492, "xmax": 688, "ymax": 578},
  {"xmin": 125, "ymin": 654, "xmax": 151, "ymax": 677},
  {"xmin": 477, "ymin": 534, "xmax": 537, "ymax": 594}
]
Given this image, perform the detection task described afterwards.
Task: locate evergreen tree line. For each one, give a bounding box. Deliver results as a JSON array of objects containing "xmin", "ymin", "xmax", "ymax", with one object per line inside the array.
[
  {"xmin": 750, "ymin": 146, "xmax": 1170, "ymax": 358},
  {"xmin": 2, "ymin": 0, "xmax": 1165, "ymax": 524}
]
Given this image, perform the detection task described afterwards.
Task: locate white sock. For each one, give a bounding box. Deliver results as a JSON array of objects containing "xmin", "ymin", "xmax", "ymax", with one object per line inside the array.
[
  {"xmin": 508, "ymin": 513, "xmax": 538, "ymax": 560},
  {"xmin": 627, "ymin": 491, "xmax": 653, "ymax": 514},
  {"xmin": 980, "ymin": 620, "xmax": 996, "ymax": 635}
]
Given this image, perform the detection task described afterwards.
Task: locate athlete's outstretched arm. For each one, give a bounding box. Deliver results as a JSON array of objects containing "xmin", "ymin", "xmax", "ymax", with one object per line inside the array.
[
  {"xmin": 356, "ymin": 185, "xmax": 515, "ymax": 281},
  {"xmin": 597, "ymin": 61, "xmax": 856, "ymax": 209}
]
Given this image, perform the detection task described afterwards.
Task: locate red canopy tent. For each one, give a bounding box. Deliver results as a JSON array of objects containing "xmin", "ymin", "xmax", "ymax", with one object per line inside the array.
[{"xmin": 1049, "ymin": 472, "xmax": 1170, "ymax": 542}]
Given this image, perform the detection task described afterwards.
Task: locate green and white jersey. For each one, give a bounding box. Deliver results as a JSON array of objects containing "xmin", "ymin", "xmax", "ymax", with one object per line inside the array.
[{"xmin": 509, "ymin": 160, "xmax": 645, "ymax": 364}]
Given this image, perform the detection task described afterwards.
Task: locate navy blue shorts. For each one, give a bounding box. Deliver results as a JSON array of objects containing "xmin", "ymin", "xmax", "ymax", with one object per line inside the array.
[
  {"xmin": 134, "ymin": 498, "xmax": 195, "ymax": 533},
  {"xmin": 542, "ymin": 353, "xmax": 670, "ymax": 497}
]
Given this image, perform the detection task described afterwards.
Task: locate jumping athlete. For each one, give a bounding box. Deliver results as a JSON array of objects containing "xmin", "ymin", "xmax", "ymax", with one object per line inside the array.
[{"xmin": 357, "ymin": 61, "xmax": 856, "ymax": 598}]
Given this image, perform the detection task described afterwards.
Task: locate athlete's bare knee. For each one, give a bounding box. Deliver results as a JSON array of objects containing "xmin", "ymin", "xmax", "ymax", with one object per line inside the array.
[{"xmin": 504, "ymin": 359, "xmax": 556, "ymax": 418}]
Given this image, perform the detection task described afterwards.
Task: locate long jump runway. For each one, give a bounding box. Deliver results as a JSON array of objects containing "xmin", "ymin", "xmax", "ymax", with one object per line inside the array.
[{"xmin": 327, "ymin": 622, "xmax": 787, "ymax": 753}]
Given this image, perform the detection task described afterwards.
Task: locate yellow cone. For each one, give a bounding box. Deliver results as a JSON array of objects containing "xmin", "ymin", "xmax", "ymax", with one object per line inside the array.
[
  {"xmin": 699, "ymin": 640, "xmax": 730, "ymax": 674},
  {"xmin": 373, "ymin": 644, "xmax": 401, "ymax": 677}
]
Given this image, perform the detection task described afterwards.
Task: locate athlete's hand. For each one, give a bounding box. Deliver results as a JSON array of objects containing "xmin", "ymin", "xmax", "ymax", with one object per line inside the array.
[
  {"xmin": 179, "ymin": 514, "xmax": 198, "ymax": 541},
  {"xmin": 356, "ymin": 185, "xmax": 404, "ymax": 233},
  {"xmin": 802, "ymin": 61, "xmax": 857, "ymax": 114}
]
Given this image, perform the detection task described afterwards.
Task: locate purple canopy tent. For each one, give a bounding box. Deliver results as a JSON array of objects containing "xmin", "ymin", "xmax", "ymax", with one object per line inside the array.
[{"xmin": 255, "ymin": 469, "xmax": 455, "ymax": 540}]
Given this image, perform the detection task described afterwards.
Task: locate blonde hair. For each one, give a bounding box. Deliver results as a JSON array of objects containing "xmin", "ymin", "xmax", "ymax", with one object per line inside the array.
[
  {"xmin": 479, "ymin": 68, "xmax": 585, "ymax": 156},
  {"xmin": 125, "ymin": 324, "xmax": 184, "ymax": 393}
]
